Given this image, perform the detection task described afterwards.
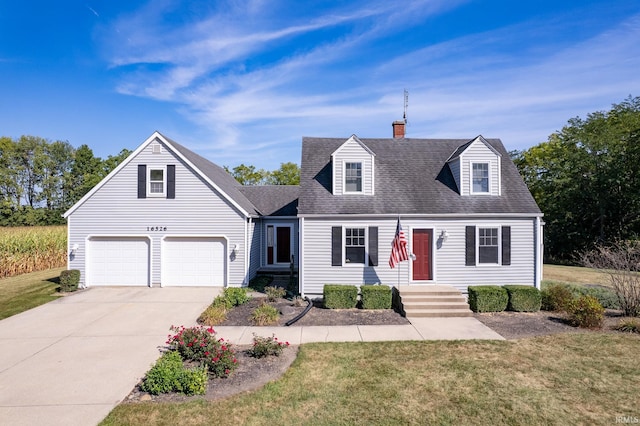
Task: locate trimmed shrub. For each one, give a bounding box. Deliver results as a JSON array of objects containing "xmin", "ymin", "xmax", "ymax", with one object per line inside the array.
[
  {"xmin": 467, "ymin": 286, "xmax": 508, "ymax": 313},
  {"xmin": 251, "ymin": 301, "xmax": 280, "ymax": 325},
  {"xmin": 541, "ymin": 283, "xmax": 574, "ymax": 312},
  {"xmin": 361, "ymin": 285, "xmax": 392, "ymax": 309},
  {"xmin": 265, "ymin": 286, "xmax": 287, "ymax": 302},
  {"xmin": 249, "ymin": 275, "xmax": 273, "ymax": 292},
  {"xmin": 567, "ymin": 295, "xmax": 605, "ymax": 329},
  {"xmin": 323, "ymin": 284, "xmax": 358, "ymax": 309},
  {"xmin": 504, "ymin": 285, "xmax": 541, "ymax": 312},
  {"xmin": 223, "ymin": 287, "xmax": 249, "ymax": 306},
  {"xmin": 248, "ymin": 333, "xmax": 290, "ymax": 358},
  {"xmin": 59, "ymin": 269, "xmax": 80, "ymax": 292}
]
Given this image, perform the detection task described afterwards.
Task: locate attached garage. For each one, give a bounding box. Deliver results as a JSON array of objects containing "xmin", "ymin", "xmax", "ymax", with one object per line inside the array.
[
  {"xmin": 162, "ymin": 237, "xmax": 226, "ymax": 286},
  {"xmin": 87, "ymin": 237, "xmax": 150, "ymax": 286}
]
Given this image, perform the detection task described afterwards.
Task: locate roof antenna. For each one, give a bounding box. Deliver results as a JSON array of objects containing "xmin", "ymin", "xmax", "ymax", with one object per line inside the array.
[{"xmin": 403, "ymin": 89, "xmax": 409, "ymax": 124}]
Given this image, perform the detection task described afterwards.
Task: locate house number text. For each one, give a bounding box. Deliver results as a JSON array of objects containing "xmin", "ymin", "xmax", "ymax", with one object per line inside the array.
[{"xmin": 147, "ymin": 226, "xmax": 167, "ymax": 231}]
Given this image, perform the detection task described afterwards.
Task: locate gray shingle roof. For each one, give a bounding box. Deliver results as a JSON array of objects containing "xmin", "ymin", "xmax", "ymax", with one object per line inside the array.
[
  {"xmin": 240, "ymin": 185, "xmax": 299, "ymax": 216},
  {"xmin": 298, "ymin": 137, "xmax": 541, "ymax": 215},
  {"xmin": 162, "ymin": 134, "xmax": 260, "ymax": 216}
]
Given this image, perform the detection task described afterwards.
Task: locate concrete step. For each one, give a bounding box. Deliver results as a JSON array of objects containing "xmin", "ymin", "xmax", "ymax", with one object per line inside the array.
[
  {"xmin": 398, "ymin": 285, "xmax": 473, "ymax": 318},
  {"xmin": 404, "ymin": 302, "xmax": 470, "ymax": 310},
  {"xmin": 404, "ymin": 309, "xmax": 474, "ymax": 318},
  {"xmin": 401, "ymin": 295, "xmax": 467, "ymax": 303}
]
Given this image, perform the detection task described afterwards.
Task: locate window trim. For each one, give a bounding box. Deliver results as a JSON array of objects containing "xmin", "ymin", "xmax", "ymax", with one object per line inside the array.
[
  {"xmin": 147, "ymin": 166, "xmax": 166, "ymax": 197},
  {"xmin": 343, "ymin": 161, "xmax": 363, "ymax": 194},
  {"xmin": 344, "ymin": 226, "xmax": 367, "ymax": 265},
  {"xmin": 477, "ymin": 226, "xmax": 500, "ymax": 265},
  {"xmin": 470, "ymin": 162, "xmax": 490, "ymax": 194}
]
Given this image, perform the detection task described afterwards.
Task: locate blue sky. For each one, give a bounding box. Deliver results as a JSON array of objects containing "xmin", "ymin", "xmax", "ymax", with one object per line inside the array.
[{"xmin": 1, "ymin": 1, "xmax": 639, "ymax": 170}]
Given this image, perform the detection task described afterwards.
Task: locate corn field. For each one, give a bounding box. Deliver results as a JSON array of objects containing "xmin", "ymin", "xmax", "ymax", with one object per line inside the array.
[{"xmin": 0, "ymin": 226, "xmax": 67, "ymax": 279}]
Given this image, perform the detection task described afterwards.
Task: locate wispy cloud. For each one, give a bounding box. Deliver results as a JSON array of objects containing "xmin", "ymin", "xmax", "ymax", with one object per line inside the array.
[{"xmin": 101, "ymin": 1, "xmax": 640, "ymax": 168}]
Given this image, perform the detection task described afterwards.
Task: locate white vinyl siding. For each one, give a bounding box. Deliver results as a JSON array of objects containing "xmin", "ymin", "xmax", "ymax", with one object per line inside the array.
[
  {"xmin": 331, "ymin": 136, "xmax": 375, "ymax": 195},
  {"xmin": 299, "ymin": 216, "xmax": 537, "ymax": 296},
  {"xmin": 459, "ymin": 138, "xmax": 501, "ymax": 196},
  {"xmin": 449, "ymin": 159, "xmax": 461, "ymax": 192},
  {"xmin": 67, "ymin": 140, "xmax": 248, "ymax": 288}
]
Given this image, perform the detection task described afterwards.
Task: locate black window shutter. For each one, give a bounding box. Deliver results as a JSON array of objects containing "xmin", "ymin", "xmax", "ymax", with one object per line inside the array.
[
  {"xmin": 465, "ymin": 226, "xmax": 476, "ymax": 266},
  {"xmin": 331, "ymin": 227, "xmax": 342, "ymax": 266},
  {"xmin": 368, "ymin": 226, "xmax": 378, "ymax": 266},
  {"xmin": 502, "ymin": 226, "xmax": 511, "ymax": 265},
  {"xmin": 137, "ymin": 165, "xmax": 146, "ymax": 199},
  {"xmin": 167, "ymin": 165, "xmax": 175, "ymax": 199}
]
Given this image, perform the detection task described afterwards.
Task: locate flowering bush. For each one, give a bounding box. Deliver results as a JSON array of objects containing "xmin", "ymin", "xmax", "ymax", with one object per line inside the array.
[
  {"xmin": 167, "ymin": 325, "xmax": 238, "ymax": 378},
  {"xmin": 248, "ymin": 333, "xmax": 290, "ymax": 358}
]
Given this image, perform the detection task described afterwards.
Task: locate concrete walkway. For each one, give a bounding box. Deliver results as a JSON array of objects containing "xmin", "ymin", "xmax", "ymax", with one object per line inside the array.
[
  {"xmin": 0, "ymin": 288, "xmax": 503, "ymax": 426},
  {"xmin": 215, "ymin": 317, "xmax": 503, "ymax": 345}
]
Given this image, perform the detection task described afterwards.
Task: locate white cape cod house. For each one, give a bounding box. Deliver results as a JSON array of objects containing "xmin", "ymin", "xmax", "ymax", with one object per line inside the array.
[{"xmin": 64, "ymin": 121, "xmax": 543, "ymax": 296}]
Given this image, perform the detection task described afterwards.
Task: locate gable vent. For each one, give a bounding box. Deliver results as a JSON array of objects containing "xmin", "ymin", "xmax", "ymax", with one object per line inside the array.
[{"xmin": 152, "ymin": 143, "xmax": 162, "ymax": 154}]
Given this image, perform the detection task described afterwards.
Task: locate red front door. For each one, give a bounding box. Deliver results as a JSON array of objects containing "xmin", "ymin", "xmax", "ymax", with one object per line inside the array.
[{"xmin": 412, "ymin": 229, "xmax": 433, "ymax": 280}]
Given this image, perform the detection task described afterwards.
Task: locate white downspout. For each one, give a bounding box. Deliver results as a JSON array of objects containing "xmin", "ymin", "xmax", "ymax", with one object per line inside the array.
[
  {"xmin": 535, "ymin": 216, "xmax": 543, "ymax": 289},
  {"xmin": 299, "ymin": 217, "xmax": 304, "ymax": 297},
  {"xmin": 245, "ymin": 217, "xmax": 251, "ymax": 287}
]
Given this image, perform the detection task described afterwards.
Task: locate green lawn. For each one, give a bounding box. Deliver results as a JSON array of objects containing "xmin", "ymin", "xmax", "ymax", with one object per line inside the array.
[
  {"xmin": 0, "ymin": 267, "xmax": 65, "ymax": 320},
  {"xmin": 102, "ymin": 333, "xmax": 640, "ymax": 426},
  {"xmin": 543, "ymin": 264, "xmax": 609, "ymax": 286}
]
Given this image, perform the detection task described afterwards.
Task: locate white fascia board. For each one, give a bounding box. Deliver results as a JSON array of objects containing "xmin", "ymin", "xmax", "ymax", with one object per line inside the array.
[{"xmin": 298, "ymin": 213, "xmax": 544, "ymax": 219}]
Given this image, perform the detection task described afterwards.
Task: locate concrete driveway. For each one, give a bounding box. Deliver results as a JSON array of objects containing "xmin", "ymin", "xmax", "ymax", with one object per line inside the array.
[{"xmin": 0, "ymin": 287, "xmax": 219, "ymax": 426}]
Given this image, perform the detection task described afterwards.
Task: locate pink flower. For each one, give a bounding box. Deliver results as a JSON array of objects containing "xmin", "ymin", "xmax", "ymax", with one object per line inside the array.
[{"xmin": 285, "ymin": 342, "xmax": 290, "ymax": 346}]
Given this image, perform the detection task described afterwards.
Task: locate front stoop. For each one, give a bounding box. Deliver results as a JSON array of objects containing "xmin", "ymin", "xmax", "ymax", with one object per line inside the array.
[{"xmin": 398, "ymin": 285, "xmax": 473, "ymax": 318}]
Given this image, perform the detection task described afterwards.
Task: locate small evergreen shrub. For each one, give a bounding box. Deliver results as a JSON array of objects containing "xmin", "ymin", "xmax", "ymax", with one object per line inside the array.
[
  {"xmin": 504, "ymin": 285, "xmax": 541, "ymax": 312},
  {"xmin": 323, "ymin": 284, "xmax": 358, "ymax": 309},
  {"xmin": 567, "ymin": 295, "xmax": 605, "ymax": 329},
  {"xmin": 251, "ymin": 301, "xmax": 280, "ymax": 325},
  {"xmin": 541, "ymin": 283, "xmax": 574, "ymax": 312},
  {"xmin": 140, "ymin": 351, "xmax": 208, "ymax": 396},
  {"xmin": 361, "ymin": 285, "xmax": 392, "ymax": 309},
  {"xmin": 141, "ymin": 351, "xmax": 183, "ymax": 395},
  {"xmin": 615, "ymin": 318, "xmax": 640, "ymax": 333},
  {"xmin": 176, "ymin": 367, "xmax": 208, "ymax": 395},
  {"xmin": 467, "ymin": 286, "xmax": 508, "ymax": 313},
  {"xmin": 59, "ymin": 269, "xmax": 80, "ymax": 292},
  {"xmin": 265, "ymin": 286, "xmax": 286, "ymax": 302},
  {"xmin": 248, "ymin": 333, "xmax": 290, "ymax": 358},
  {"xmin": 572, "ymin": 286, "xmax": 621, "ymax": 310},
  {"xmin": 249, "ymin": 275, "xmax": 273, "ymax": 292},
  {"xmin": 223, "ymin": 287, "xmax": 249, "ymax": 306},
  {"xmin": 198, "ymin": 304, "xmax": 228, "ymax": 326}
]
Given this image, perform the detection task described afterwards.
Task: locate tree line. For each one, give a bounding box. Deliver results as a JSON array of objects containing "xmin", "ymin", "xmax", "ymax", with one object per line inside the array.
[
  {"xmin": 513, "ymin": 96, "xmax": 640, "ymax": 262},
  {"xmin": 223, "ymin": 162, "xmax": 300, "ymax": 185},
  {"xmin": 0, "ymin": 136, "xmax": 131, "ymax": 226}
]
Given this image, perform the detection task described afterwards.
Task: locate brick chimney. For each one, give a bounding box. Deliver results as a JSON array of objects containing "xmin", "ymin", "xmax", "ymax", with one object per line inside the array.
[{"xmin": 392, "ymin": 120, "xmax": 406, "ymax": 139}]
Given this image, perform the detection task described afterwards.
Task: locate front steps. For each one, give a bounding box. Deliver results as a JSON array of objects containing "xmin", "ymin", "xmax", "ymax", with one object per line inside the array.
[{"xmin": 398, "ymin": 285, "xmax": 473, "ymax": 318}]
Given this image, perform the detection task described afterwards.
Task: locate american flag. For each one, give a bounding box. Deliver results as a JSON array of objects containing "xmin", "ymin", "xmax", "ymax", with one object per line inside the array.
[{"xmin": 389, "ymin": 218, "xmax": 410, "ymax": 268}]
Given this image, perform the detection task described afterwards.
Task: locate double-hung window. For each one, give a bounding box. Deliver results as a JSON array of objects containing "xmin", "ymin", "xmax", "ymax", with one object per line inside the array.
[
  {"xmin": 345, "ymin": 227, "xmax": 365, "ymax": 264},
  {"xmin": 149, "ymin": 168, "xmax": 165, "ymax": 196},
  {"xmin": 472, "ymin": 163, "xmax": 489, "ymax": 193},
  {"xmin": 478, "ymin": 227, "xmax": 499, "ymax": 264},
  {"xmin": 345, "ymin": 162, "xmax": 362, "ymax": 193}
]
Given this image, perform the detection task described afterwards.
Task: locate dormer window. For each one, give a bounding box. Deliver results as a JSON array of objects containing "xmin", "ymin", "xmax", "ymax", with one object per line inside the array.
[
  {"xmin": 472, "ymin": 163, "xmax": 489, "ymax": 193},
  {"xmin": 345, "ymin": 162, "xmax": 362, "ymax": 193},
  {"xmin": 149, "ymin": 168, "xmax": 165, "ymax": 196}
]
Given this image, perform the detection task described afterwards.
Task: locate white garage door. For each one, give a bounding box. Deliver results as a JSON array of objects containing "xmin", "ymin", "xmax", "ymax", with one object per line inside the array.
[
  {"xmin": 88, "ymin": 237, "xmax": 150, "ymax": 286},
  {"xmin": 163, "ymin": 237, "xmax": 225, "ymax": 286}
]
